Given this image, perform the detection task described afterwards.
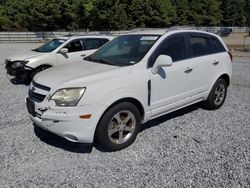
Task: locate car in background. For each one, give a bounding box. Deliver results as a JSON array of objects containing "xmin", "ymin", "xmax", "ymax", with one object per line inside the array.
[
  {"xmin": 5, "ymin": 35, "xmax": 113, "ymax": 83},
  {"xmin": 26, "ymin": 30, "xmax": 232, "ymax": 151},
  {"xmin": 217, "ymin": 27, "xmax": 232, "ymax": 37}
]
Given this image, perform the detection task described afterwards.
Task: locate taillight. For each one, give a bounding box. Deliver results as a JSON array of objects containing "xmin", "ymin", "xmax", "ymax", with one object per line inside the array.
[{"xmin": 228, "ymin": 51, "xmax": 233, "ymax": 62}]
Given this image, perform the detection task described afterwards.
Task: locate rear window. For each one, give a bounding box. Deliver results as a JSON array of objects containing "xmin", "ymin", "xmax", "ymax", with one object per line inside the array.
[
  {"xmin": 211, "ymin": 37, "xmax": 226, "ymax": 53},
  {"xmin": 190, "ymin": 36, "xmax": 213, "ymax": 57}
]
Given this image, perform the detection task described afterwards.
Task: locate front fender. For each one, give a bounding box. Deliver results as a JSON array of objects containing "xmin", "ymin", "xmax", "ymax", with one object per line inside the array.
[
  {"xmin": 26, "ymin": 54, "xmax": 57, "ymax": 69},
  {"xmin": 97, "ymin": 87, "xmax": 150, "ymax": 123}
]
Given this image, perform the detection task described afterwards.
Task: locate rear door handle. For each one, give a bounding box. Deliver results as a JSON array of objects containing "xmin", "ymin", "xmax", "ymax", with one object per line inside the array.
[
  {"xmin": 81, "ymin": 54, "xmax": 86, "ymax": 57},
  {"xmin": 213, "ymin": 61, "xmax": 219, "ymax": 65},
  {"xmin": 184, "ymin": 68, "xmax": 193, "ymax": 74}
]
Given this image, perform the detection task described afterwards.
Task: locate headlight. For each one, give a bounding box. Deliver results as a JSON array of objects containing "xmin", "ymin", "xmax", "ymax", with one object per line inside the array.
[
  {"xmin": 50, "ymin": 88, "xmax": 86, "ymax": 107},
  {"xmin": 12, "ymin": 61, "xmax": 29, "ymax": 68}
]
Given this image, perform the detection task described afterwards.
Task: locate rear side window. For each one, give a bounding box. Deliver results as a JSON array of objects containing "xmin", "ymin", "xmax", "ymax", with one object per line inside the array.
[
  {"xmin": 149, "ymin": 34, "xmax": 188, "ymax": 67},
  {"xmin": 84, "ymin": 39, "xmax": 103, "ymax": 50},
  {"xmin": 190, "ymin": 35, "xmax": 213, "ymax": 57},
  {"xmin": 211, "ymin": 37, "xmax": 226, "ymax": 53}
]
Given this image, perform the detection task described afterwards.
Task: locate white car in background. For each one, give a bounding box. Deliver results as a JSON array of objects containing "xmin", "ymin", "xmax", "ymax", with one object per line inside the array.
[
  {"xmin": 26, "ymin": 30, "xmax": 232, "ymax": 151},
  {"xmin": 5, "ymin": 35, "xmax": 113, "ymax": 83}
]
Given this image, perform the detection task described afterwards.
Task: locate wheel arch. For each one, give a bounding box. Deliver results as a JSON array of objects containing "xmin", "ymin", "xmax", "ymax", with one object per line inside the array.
[
  {"xmin": 34, "ymin": 64, "xmax": 53, "ymax": 70},
  {"xmin": 94, "ymin": 97, "xmax": 146, "ymax": 142},
  {"xmin": 218, "ymin": 73, "xmax": 230, "ymax": 87},
  {"xmin": 106, "ymin": 98, "xmax": 145, "ymax": 120}
]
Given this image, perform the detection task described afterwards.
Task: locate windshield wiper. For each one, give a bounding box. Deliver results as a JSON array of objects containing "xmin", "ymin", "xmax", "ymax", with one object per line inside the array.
[
  {"xmin": 97, "ymin": 59, "xmax": 117, "ymax": 66},
  {"xmin": 85, "ymin": 56, "xmax": 117, "ymax": 66}
]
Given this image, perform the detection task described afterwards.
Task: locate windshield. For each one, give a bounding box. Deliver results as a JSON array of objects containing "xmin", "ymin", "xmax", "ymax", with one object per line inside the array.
[
  {"xmin": 33, "ymin": 39, "xmax": 66, "ymax": 53},
  {"xmin": 84, "ymin": 35, "xmax": 160, "ymax": 66}
]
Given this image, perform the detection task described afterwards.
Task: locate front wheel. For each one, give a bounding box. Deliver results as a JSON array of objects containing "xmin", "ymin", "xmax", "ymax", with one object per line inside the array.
[
  {"xmin": 95, "ymin": 102, "xmax": 141, "ymax": 151},
  {"xmin": 204, "ymin": 78, "xmax": 227, "ymax": 110}
]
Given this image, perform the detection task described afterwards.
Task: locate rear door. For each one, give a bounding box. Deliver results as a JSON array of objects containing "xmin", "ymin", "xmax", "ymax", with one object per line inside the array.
[{"xmin": 187, "ymin": 33, "xmax": 217, "ymax": 95}]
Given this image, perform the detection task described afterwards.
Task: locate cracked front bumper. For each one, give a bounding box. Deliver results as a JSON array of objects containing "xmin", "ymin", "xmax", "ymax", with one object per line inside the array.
[{"xmin": 26, "ymin": 97, "xmax": 107, "ymax": 143}]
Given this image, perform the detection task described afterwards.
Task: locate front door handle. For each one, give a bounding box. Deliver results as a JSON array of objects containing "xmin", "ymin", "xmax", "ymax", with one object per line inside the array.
[
  {"xmin": 213, "ymin": 61, "xmax": 219, "ymax": 65},
  {"xmin": 184, "ymin": 68, "xmax": 193, "ymax": 74}
]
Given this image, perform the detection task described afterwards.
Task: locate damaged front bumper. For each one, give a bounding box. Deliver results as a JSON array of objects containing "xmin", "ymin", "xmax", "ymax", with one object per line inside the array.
[
  {"xmin": 5, "ymin": 60, "xmax": 33, "ymax": 82},
  {"xmin": 26, "ymin": 97, "xmax": 107, "ymax": 143}
]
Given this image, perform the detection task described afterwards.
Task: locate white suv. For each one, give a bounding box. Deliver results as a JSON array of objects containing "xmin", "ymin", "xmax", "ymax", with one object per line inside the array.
[
  {"xmin": 26, "ymin": 30, "xmax": 232, "ymax": 151},
  {"xmin": 5, "ymin": 35, "xmax": 113, "ymax": 83}
]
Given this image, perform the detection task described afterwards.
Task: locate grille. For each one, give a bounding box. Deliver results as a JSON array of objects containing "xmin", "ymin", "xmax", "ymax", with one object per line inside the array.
[
  {"xmin": 28, "ymin": 90, "xmax": 46, "ymax": 102},
  {"xmin": 32, "ymin": 81, "xmax": 51, "ymax": 91}
]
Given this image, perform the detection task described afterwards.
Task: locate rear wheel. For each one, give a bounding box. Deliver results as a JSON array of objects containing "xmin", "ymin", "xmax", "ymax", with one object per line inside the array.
[
  {"xmin": 95, "ymin": 102, "xmax": 141, "ymax": 151},
  {"xmin": 204, "ymin": 78, "xmax": 227, "ymax": 110}
]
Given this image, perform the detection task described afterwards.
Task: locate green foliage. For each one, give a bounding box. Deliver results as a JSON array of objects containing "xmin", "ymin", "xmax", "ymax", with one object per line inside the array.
[
  {"xmin": 0, "ymin": 0, "xmax": 249, "ymax": 31},
  {"xmin": 188, "ymin": 0, "xmax": 222, "ymax": 26},
  {"xmin": 221, "ymin": 0, "xmax": 248, "ymax": 26}
]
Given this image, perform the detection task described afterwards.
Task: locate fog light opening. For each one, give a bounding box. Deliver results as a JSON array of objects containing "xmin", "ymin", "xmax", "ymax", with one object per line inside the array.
[{"xmin": 64, "ymin": 134, "xmax": 78, "ymax": 142}]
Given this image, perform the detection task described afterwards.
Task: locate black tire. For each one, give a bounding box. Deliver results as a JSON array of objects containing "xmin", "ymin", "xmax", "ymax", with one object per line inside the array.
[
  {"xmin": 31, "ymin": 65, "xmax": 51, "ymax": 79},
  {"xmin": 204, "ymin": 78, "xmax": 227, "ymax": 110},
  {"xmin": 95, "ymin": 102, "xmax": 141, "ymax": 151}
]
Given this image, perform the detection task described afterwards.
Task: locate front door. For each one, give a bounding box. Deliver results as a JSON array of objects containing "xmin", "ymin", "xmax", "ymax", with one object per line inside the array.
[
  {"xmin": 56, "ymin": 39, "xmax": 87, "ymax": 64},
  {"xmin": 149, "ymin": 34, "xmax": 194, "ymax": 117}
]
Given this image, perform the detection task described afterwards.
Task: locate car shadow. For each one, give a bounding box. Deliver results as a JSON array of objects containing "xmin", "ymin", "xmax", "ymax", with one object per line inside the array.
[
  {"xmin": 141, "ymin": 103, "xmax": 201, "ymax": 132},
  {"xmin": 33, "ymin": 103, "xmax": 203, "ymax": 153},
  {"xmin": 33, "ymin": 125, "xmax": 93, "ymax": 153},
  {"xmin": 10, "ymin": 78, "xmax": 30, "ymax": 86}
]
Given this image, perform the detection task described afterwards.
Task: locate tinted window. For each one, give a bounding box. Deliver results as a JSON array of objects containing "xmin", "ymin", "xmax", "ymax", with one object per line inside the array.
[
  {"xmin": 102, "ymin": 39, "xmax": 110, "ymax": 45},
  {"xmin": 148, "ymin": 34, "xmax": 188, "ymax": 67},
  {"xmin": 212, "ymin": 37, "xmax": 226, "ymax": 53},
  {"xmin": 190, "ymin": 36, "xmax": 213, "ymax": 57},
  {"xmin": 65, "ymin": 39, "xmax": 83, "ymax": 53},
  {"xmin": 84, "ymin": 39, "xmax": 103, "ymax": 50}
]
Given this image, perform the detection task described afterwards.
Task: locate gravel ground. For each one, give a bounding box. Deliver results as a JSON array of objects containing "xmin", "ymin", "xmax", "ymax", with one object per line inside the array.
[{"xmin": 0, "ymin": 43, "xmax": 250, "ymax": 188}]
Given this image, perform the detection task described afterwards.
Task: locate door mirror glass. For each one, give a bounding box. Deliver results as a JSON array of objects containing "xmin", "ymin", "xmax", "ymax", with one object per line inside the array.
[
  {"xmin": 151, "ymin": 55, "xmax": 172, "ymax": 74},
  {"xmin": 59, "ymin": 48, "xmax": 69, "ymax": 54}
]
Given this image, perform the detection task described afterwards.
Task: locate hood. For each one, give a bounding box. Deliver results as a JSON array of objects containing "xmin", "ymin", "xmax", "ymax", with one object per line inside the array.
[
  {"xmin": 7, "ymin": 50, "xmax": 44, "ymax": 61},
  {"xmin": 33, "ymin": 60, "xmax": 131, "ymax": 89}
]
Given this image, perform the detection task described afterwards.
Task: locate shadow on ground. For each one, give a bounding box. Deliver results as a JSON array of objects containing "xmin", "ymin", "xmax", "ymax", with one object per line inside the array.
[
  {"xmin": 141, "ymin": 103, "xmax": 201, "ymax": 132},
  {"xmin": 33, "ymin": 126, "xmax": 93, "ymax": 153},
  {"xmin": 10, "ymin": 78, "xmax": 30, "ymax": 85},
  {"xmin": 34, "ymin": 103, "xmax": 202, "ymax": 153}
]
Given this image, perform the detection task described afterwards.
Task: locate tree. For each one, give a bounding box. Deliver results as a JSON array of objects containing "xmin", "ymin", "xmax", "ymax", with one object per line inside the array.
[
  {"xmin": 129, "ymin": 0, "xmax": 175, "ymax": 28},
  {"xmin": 172, "ymin": 0, "xmax": 190, "ymax": 25},
  {"xmin": 189, "ymin": 0, "xmax": 222, "ymax": 26},
  {"xmin": 221, "ymin": 0, "xmax": 247, "ymax": 26}
]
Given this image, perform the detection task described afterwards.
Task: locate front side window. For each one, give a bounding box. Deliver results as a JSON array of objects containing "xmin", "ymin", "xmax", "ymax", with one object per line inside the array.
[
  {"xmin": 84, "ymin": 35, "xmax": 159, "ymax": 66},
  {"xmin": 190, "ymin": 35, "xmax": 213, "ymax": 57},
  {"xmin": 33, "ymin": 39, "xmax": 66, "ymax": 53},
  {"xmin": 148, "ymin": 34, "xmax": 188, "ymax": 67},
  {"xmin": 64, "ymin": 39, "xmax": 83, "ymax": 53}
]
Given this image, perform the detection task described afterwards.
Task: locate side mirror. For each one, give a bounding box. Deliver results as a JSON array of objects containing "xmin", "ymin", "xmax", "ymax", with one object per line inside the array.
[
  {"xmin": 151, "ymin": 55, "xmax": 173, "ymax": 74},
  {"xmin": 59, "ymin": 48, "xmax": 68, "ymax": 54}
]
